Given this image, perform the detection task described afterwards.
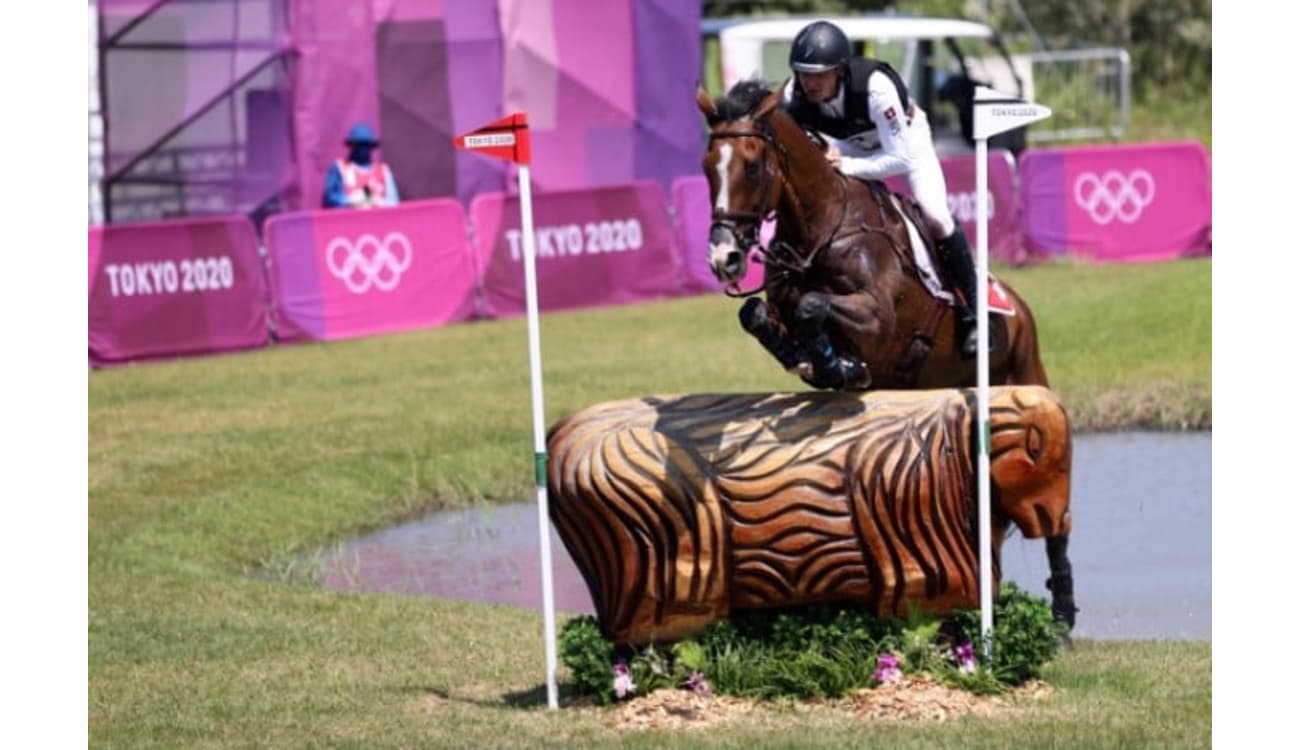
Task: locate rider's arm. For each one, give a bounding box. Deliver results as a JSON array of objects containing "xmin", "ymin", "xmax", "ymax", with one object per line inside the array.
[{"xmin": 837, "ymin": 72, "xmax": 914, "ymax": 180}]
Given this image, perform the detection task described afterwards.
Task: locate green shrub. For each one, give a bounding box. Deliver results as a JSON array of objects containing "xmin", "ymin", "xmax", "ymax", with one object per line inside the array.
[
  {"xmin": 560, "ymin": 589, "xmax": 1065, "ymax": 703},
  {"xmin": 557, "ymin": 616, "xmax": 615, "ymax": 704},
  {"xmin": 951, "ymin": 581, "xmax": 1069, "ymax": 684}
]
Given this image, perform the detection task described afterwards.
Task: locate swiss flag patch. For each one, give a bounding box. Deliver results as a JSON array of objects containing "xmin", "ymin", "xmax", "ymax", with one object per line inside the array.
[{"xmin": 884, "ymin": 106, "xmax": 897, "ymax": 120}]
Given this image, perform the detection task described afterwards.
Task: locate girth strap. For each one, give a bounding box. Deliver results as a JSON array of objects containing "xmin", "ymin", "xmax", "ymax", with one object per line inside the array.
[{"xmin": 891, "ymin": 296, "xmax": 947, "ymax": 387}]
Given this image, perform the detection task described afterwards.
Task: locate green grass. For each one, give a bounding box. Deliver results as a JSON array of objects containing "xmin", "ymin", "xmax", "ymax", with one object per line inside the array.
[
  {"xmin": 89, "ymin": 258, "xmax": 1210, "ymax": 747},
  {"xmin": 1128, "ymin": 86, "xmax": 1212, "ymax": 151}
]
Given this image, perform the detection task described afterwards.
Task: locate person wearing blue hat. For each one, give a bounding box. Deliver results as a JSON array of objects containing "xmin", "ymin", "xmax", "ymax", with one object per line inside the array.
[{"xmin": 322, "ymin": 123, "xmax": 401, "ymax": 209}]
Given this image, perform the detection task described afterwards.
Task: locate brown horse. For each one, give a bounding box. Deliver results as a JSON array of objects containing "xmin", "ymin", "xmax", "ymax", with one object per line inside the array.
[
  {"xmin": 696, "ymin": 80, "xmax": 1048, "ymax": 392},
  {"xmin": 696, "ymin": 80, "xmax": 1075, "ymax": 630}
]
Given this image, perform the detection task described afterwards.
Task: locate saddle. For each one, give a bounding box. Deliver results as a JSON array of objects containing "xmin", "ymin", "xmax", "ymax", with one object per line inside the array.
[{"xmin": 861, "ymin": 180, "xmax": 1008, "ymax": 384}]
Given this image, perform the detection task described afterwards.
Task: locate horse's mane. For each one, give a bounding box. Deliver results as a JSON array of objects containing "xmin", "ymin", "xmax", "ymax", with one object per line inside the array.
[{"xmin": 712, "ymin": 79, "xmax": 774, "ymax": 121}]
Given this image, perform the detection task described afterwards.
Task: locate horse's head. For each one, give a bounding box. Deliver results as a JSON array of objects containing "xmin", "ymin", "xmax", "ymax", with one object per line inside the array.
[{"xmin": 696, "ymin": 81, "xmax": 786, "ymax": 285}]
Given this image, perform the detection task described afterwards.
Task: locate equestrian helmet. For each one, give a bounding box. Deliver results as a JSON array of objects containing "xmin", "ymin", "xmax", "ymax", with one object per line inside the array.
[
  {"xmin": 789, "ymin": 21, "xmax": 851, "ymax": 73},
  {"xmin": 345, "ymin": 122, "xmax": 380, "ymax": 145}
]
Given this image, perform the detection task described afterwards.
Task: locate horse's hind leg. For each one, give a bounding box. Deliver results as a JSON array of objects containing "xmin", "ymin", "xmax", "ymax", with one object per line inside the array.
[
  {"xmin": 1046, "ymin": 534, "xmax": 1078, "ymax": 638},
  {"xmin": 738, "ymin": 298, "xmax": 807, "ymax": 374},
  {"xmin": 793, "ymin": 293, "xmax": 870, "ymax": 390}
]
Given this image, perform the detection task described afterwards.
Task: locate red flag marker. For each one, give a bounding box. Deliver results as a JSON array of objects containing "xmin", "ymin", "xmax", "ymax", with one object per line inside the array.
[
  {"xmin": 456, "ymin": 112, "xmax": 555, "ymax": 710},
  {"xmin": 453, "ymin": 112, "xmax": 531, "ymax": 165}
]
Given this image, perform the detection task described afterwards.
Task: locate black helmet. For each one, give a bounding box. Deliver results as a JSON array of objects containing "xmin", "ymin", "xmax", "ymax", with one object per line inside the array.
[{"xmin": 789, "ymin": 21, "xmax": 851, "ymax": 74}]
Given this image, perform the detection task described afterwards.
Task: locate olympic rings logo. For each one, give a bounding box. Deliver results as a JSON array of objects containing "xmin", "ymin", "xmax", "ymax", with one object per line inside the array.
[
  {"xmin": 325, "ymin": 232, "xmax": 412, "ymax": 293},
  {"xmin": 1073, "ymin": 169, "xmax": 1156, "ymax": 225}
]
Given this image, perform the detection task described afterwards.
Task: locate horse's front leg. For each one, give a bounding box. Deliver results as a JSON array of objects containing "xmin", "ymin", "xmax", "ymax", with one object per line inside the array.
[
  {"xmin": 791, "ymin": 292, "xmax": 875, "ymax": 391},
  {"xmin": 737, "ymin": 297, "xmax": 810, "ymax": 376}
]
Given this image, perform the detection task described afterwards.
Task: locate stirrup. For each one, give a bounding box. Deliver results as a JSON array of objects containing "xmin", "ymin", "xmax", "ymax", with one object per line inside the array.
[{"xmin": 959, "ymin": 328, "xmax": 979, "ymax": 360}]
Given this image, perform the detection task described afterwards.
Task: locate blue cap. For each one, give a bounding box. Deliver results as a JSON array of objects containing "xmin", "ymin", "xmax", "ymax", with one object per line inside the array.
[{"xmin": 345, "ymin": 123, "xmax": 379, "ymax": 145}]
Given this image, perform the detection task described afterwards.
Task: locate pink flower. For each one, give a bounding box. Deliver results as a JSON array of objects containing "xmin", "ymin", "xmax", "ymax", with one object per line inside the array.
[
  {"xmin": 612, "ymin": 660, "xmax": 636, "ymax": 700},
  {"xmin": 955, "ymin": 642, "xmax": 978, "ymax": 675},
  {"xmin": 873, "ymin": 653, "xmax": 902, "ymax": 684},
  {"xmin": 685, "ymin": 670, "xmax": 712, "ymax": 696}
]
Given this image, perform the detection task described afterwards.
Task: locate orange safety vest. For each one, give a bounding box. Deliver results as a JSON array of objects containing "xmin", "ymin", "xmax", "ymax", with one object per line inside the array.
[{"xmin": 337, "ymin": 160, "xmax": 390, "ymax": 206}]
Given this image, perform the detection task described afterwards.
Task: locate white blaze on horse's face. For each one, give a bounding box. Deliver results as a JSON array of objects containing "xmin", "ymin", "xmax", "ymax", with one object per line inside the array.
[{"xmin": 708, "ymin": 143, "xmax": 747, "ymax": 283}]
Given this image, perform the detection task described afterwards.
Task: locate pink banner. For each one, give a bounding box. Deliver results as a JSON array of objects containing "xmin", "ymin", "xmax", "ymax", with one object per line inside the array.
[
  {"xmin": 88, "ymin": 216, "xmax": 270, "ymax": 366},
  {"xmin": 89, "ymin": 226, "xmax": 102, "ymax": 292},
  {"xmin": 472, "ymin": 182, "xmax": 685, "ymax": 316},
  {"xmin": 884, "ymin": 149, "xmax": 1024, "ymax": 264},
  {"xmin": 264, "ymin": 199, "xmax": 478, "ymax": 342},
  {"xmin": 1019, "ymin": 141, "xmax": 1212, "ymax": 263}
]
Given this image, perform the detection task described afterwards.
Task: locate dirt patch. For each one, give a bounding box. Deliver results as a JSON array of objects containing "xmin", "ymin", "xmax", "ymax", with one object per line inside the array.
[{"xmin": 597, "ymin": 677, "xmax": 1053, "ymax": 731}]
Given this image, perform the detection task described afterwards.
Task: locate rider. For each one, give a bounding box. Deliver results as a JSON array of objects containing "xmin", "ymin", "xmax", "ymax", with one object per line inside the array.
[{"xmin": 781, "ymin": 19, "xmax": 984, "ymax": 359}]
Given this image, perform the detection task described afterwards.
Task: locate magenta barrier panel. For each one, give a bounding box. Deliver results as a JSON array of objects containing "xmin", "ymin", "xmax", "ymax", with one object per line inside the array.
[
  {"xmin": 472, "ymin": 182, "xmax": 686, "ymax": 316},
  {"xmin": 89, "ymin": 226, "xmax": 102, "ymax": 292},
  {"xmin": 89, "ymin": 216, "xmax": 270, "ymax": 366},
  {"xmin": 670, "ymin": 175, "xmax": 768, "ymax": 294},
  {"xmin": 882, "ymin": 149, "xmax": 1024, "ymax": 264},
  {"xmin": 1019, "ymin": 141, "xmax": 1212, "ymax": 263},
  {"xmin": 264, "ymin": 199, "xmax": 478, "ymax": 342}
]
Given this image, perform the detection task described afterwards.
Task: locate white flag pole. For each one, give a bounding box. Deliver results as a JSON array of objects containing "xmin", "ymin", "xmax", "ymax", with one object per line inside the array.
[
  {"xmin": 974, "ymin": 129, "xmax": 994, "ymax": 659},
  {"xmin": 517, "ymin": 163, "xmax": 559, "ymax": 709},
  {"xmin": 972, "ymin": 88, "xmax": 1051, "ymax": 661}
]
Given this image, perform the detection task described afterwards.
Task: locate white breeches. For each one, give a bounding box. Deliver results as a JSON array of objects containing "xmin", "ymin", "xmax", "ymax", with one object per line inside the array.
[{"xmin": 906, "ymin": 157, "xmax": 956, "ymax": 239}]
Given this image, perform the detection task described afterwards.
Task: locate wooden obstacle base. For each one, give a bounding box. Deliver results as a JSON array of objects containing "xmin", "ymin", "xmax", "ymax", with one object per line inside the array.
[{"xmin": 547, "ymin": 386, "xmax": 1072, "ymax": 646}]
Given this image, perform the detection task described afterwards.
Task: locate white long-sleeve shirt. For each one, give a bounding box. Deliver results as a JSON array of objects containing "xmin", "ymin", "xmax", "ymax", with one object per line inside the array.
[
  {"xmin": 782, "ymin": 72, "xmax": 954, "ymax": 236},
  {"xmin": 782, "ymin": 72, "xmax": 933, "ymax": 180}
]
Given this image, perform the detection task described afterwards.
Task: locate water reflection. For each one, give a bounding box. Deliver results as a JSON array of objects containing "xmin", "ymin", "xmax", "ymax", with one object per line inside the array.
[{"xmin": 308, "ymin": 431, "xmax": 1211, "ymax": 640}]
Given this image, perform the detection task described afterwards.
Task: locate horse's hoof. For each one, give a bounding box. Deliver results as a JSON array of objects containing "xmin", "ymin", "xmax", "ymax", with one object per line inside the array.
[{"xmin": 841, "ymin": 360, "xmax": 871, "ymax": 391}]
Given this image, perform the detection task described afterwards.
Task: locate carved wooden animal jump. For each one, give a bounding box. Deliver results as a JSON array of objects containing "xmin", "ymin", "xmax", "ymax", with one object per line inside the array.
[{"xmin": 546, "ymin": 386, "xmax": 1072, "ymax": 646}]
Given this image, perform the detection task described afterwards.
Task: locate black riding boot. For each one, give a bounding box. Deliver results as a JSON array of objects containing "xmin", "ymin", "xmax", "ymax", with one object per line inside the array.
[{"xmin": 935, "ymin": 226, "xmax": 983, "ymax": 360}]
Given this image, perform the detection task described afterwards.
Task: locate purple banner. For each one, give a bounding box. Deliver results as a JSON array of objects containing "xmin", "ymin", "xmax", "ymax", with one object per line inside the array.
[
  {"xmin": 499, "ymin": 0, "xmax": 700, "ymax": 195},
  {"xmin": 289, "ymin": 0, "xmax": 381, "ymax": 214},
  {"xmin": 670, "ymin": 175, "xmax": 768, "ymax": 294},
  {"xmin": 883, "ymin": 149, "xmax": 1023, "ymax": 264},
  {"xmin": 264, "ymin": 199, "xmax": 478, "ymax": 342},
  {"xmin": 472, "ymin": 182, "xmax": 685, "ymax": 316},
  {"xmin": 1019, "ymin": 141, "xmax": 1212, "ymax": 263},
  {"xmin": 89, "ymin": 217, "xmax": 270, "ymax": 366}
]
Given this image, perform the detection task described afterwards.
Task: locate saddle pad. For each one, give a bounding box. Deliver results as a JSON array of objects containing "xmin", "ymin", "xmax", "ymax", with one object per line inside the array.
[
  {"xmin": 988, "ymin": 277, "xmax": 1016, "ymax": 316},
  {"xmin": 892, "ymin": 197, "xmax": 1015, "ymax": 317}
]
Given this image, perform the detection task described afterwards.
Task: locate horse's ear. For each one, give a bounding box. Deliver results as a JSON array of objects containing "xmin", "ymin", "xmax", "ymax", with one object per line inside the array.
[
  {"xmin": 753, "ymin": 85, "xmax": 784, "ymax": 121},
  {"xmin": 696, "ymin": 84, "xmax": 718, "ymax": 122}
]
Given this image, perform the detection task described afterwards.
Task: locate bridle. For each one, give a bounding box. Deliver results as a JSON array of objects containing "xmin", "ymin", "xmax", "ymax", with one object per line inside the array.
[
  {"xmin": 706, "ymin": 124, "xmax": 778, "ymax": 258},
  {"xmin": 706, "ymin": 109, "xmax": 898, "ymax": 299}
]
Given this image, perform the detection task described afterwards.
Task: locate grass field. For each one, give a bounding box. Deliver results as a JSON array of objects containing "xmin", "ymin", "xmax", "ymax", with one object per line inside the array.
[{"xmin": 89, "ymin": 257, "xmax": 1211, "ymax": 747}]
